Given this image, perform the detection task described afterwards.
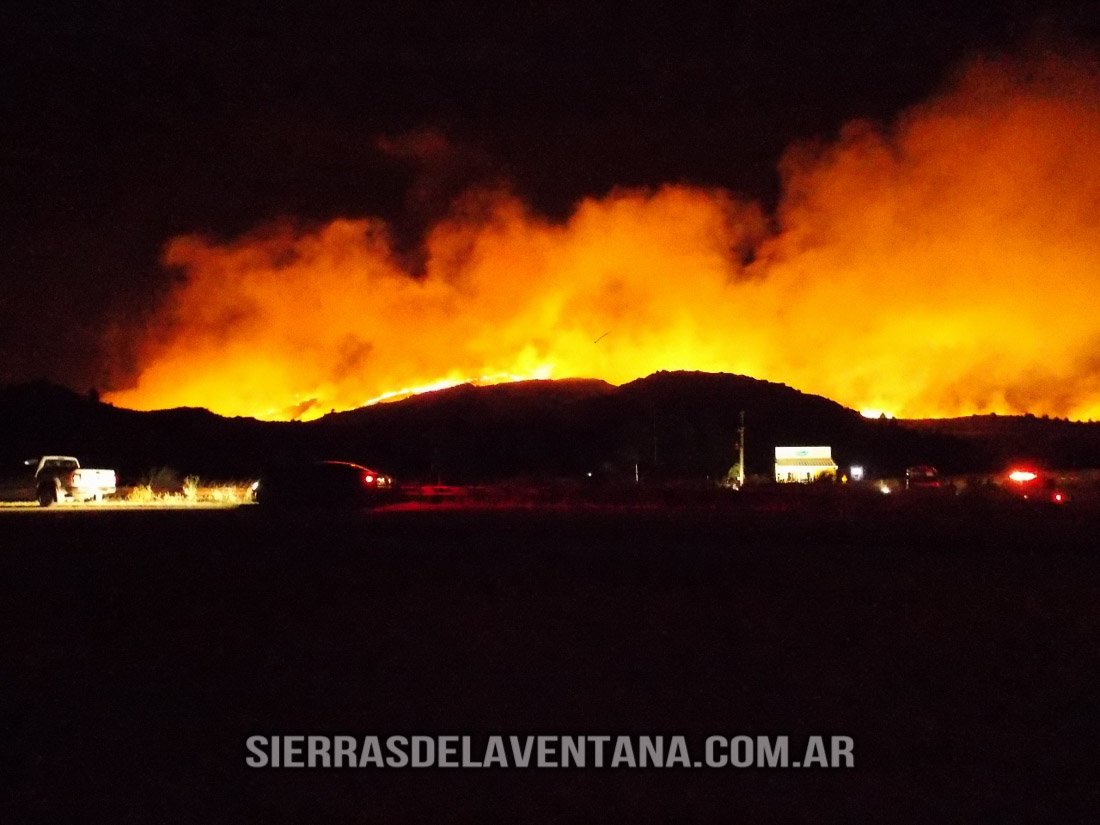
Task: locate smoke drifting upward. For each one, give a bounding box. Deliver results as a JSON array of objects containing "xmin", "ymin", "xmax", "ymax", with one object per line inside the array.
[{"xmin": 107, "ymin": 52, "xmax": 1100, "ymax": 421}]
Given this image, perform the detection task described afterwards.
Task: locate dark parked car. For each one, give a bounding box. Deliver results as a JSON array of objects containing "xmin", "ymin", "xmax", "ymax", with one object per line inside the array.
[{"xmin": 253, "ymin": 460, "xmax": 395, "ymax": 507}]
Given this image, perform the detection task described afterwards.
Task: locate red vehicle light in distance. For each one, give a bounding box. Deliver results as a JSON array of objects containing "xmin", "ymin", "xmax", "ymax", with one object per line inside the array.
[
  {"xmin": 1004, "ymin": 467, "xmax": 1067, "ymax": 504},
  {"xmin": 905, "ymin": 465, "xmax": 940, "ymax": 489}
]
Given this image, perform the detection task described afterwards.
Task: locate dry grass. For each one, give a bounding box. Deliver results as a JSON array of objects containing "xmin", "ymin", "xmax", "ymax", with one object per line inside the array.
[
  {"xmin": 197, "ymin": 484, "xmax": 251, "ymax": 504},
  {"xmin": 122, "ymin": 482, "xmax": 253, "ymax": 505}
]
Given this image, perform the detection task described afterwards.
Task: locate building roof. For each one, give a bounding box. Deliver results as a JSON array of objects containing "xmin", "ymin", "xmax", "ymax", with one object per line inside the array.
[
  {"xmin": 775, "ymin": 446, "xmax": 833, "ymax": 459},
  {"xmin": 774, "ymin": 457, "xmax": 839, "ymax": 468}
]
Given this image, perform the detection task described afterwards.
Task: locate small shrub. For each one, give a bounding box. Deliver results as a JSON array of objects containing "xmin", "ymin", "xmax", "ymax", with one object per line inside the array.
[
  {"xmin": 127, "ymin": 485, "xmax": 155, "ymax": 503},
  {"xmin": 183, "ymin": 476, "xmax": 200, "ymax": 502}
]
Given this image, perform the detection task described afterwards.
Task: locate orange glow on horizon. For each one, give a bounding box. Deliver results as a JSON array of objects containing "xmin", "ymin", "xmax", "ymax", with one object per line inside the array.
[{"xmin": 105, "ymin": 53, "xmax": 1100, "ymax": 422}]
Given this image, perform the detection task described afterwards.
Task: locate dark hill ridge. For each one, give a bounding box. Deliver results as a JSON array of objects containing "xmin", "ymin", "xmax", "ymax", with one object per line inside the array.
[
  {"xmin": 3, "ymin": 372, "xmax": 1097, "ymax": 483},
  {"xmin": 312, "ymin": 370, "xmax": 964, "ymax": 481},
  {"xmin": 0, "ymin": 380, "xmax": 306, "ymax": 480},
  {"xmin": 321, "ymin": 377, "xmax": 616, "ymax": 425},
  {"xmin": 902, "ymin": 415, "xmax": 1100, "ymax": 470}
]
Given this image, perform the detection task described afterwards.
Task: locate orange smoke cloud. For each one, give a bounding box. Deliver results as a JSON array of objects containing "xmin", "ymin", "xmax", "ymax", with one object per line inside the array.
[{"xmin": 107, "ymin": 53, "xmax": 1100, "ymax": 421}]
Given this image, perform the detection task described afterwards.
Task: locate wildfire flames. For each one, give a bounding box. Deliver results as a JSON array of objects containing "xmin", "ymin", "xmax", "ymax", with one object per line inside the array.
[{"xmin": 107, "ymin": 53, "xmax": 1100, "ymax": 421}]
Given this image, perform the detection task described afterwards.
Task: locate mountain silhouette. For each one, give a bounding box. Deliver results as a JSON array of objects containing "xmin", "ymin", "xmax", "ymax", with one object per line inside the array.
[{"xmin": 3, "ymin": 372, "xmax": 1095, "ymax": 484}]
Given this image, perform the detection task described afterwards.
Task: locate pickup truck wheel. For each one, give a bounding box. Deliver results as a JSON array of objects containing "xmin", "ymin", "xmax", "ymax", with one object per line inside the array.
[{"xmin": 37, "ymin": 482, "xmax": 58, "ymax": 507}]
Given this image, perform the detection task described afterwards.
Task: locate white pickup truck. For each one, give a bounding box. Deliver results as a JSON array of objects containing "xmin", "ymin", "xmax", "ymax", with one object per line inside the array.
[{"xmin": 0, "ymin": 456, "xmax": 117, "ymax": 506}]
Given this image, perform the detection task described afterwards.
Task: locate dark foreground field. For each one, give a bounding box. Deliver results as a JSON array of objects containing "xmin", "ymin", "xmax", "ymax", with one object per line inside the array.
[{"xmin": 4, "ymin": 497, "xmax": 1097, "ymax": 822}]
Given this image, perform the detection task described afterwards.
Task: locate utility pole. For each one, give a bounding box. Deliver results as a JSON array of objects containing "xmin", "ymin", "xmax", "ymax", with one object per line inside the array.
[{"xmin": 737, "ymin": 410, "xmax": 745, "ymax": 488}]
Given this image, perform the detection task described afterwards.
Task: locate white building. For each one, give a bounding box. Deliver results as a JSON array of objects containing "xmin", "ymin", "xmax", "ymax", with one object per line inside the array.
[{"xmin": 775, "ymin": 446, "xmax": 838, "ymax": 483}]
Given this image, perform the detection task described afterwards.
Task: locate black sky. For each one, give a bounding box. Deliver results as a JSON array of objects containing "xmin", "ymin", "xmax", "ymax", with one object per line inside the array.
[{"xmin": 2, "ymin": 1, "xmax": 1097, "ymax": 391}]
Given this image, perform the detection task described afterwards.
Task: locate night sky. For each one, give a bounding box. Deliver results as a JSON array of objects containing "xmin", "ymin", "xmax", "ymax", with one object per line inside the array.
[{"xmin": 3, "ymin": 1, "xmax": 1097, "ymax": 392}]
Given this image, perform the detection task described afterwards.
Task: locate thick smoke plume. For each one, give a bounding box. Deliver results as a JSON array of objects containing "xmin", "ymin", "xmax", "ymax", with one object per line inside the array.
[{"xmin": 107, "ymin": 53, "xmax": 1100, "ymax": 420}]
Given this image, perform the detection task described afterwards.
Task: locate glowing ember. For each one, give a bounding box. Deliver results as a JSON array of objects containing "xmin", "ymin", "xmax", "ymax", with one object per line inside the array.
[
  {"xmin": 1008, "ymin": 470, "xmax": 1038, "ymax": 483},
  {"xmin": 105, "ymin": 54, "xmax": 1100, "ymax": 421}
]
